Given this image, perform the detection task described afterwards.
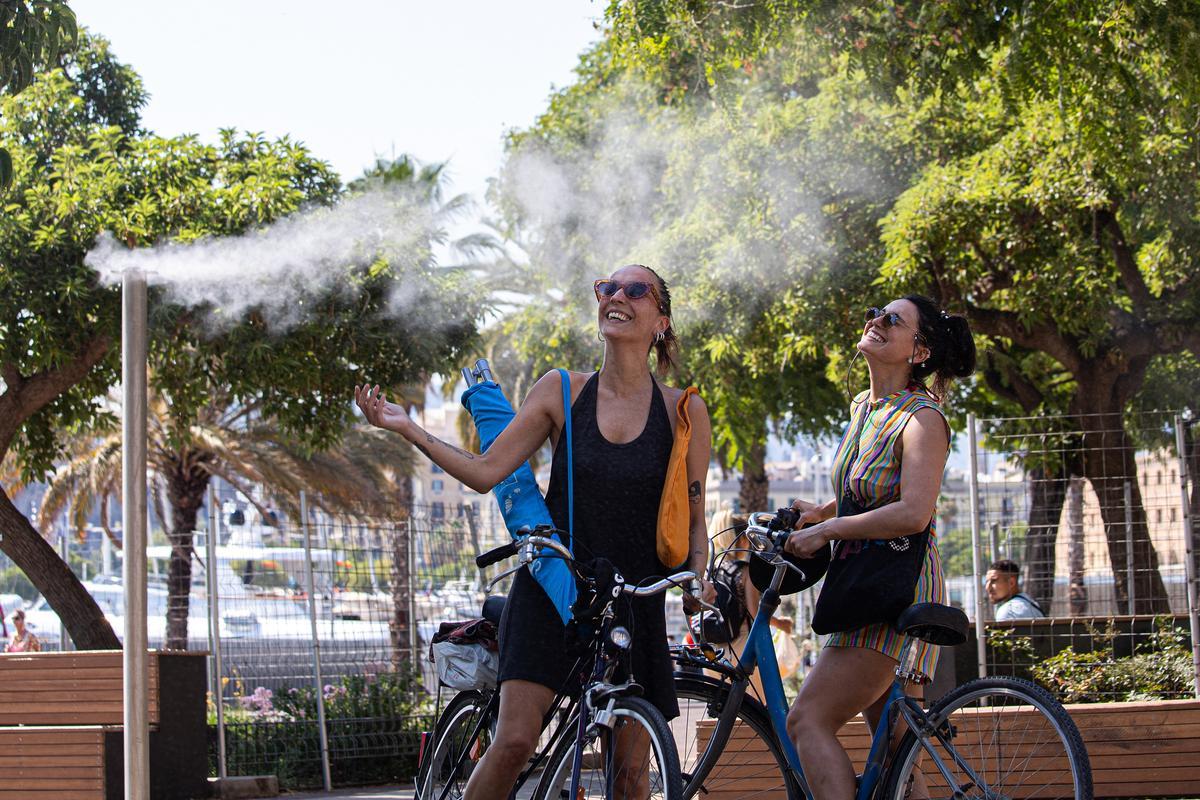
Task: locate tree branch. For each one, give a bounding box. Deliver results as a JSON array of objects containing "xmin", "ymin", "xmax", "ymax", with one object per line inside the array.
[
  {"xmin": 967, "ymin": 306, "xmax": 1084, "ymax": 375},
  {"xmin": 1097, "ymin": 208, "xmax": 1152, "ymax": 312},
  {"xmin": 0, "ymin": 335, "xmax": 113, "ymax": 458}
]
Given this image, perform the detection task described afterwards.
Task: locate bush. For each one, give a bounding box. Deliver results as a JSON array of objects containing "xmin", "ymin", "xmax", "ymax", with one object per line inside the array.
[
  {"xmin": 995, "ymin": 617, "xmax": 1195, "ymax": 703},
  {"xmin": 211, "ymin": 669, "xmax": 433, "ymax": 789}
]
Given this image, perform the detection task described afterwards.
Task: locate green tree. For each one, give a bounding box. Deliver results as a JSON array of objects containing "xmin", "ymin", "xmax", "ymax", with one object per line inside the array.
[
  {"xmin": 0, "ymin": 0, "xmax": 77, "ymax": 186},
  {"xmin": 1, "ymin": 36, "xmax": 484, "ymax": 649}
]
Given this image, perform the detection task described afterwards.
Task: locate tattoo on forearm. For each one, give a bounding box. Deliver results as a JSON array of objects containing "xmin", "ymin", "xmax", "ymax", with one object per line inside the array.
[
  {"xmin": 426, "ymin": 433, "xmax": 476, "ymax": 460},
  {"xmin": 689, "ymin": 480, "xmax": 701, "ymax": 504}
]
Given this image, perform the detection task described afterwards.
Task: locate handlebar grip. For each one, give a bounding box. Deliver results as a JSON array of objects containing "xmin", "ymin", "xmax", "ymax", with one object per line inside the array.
[
  {"xmin": 767, "ymin": 507, "xmax": 800, "ymax": 532},
  {"xmin": 476, "ymin": 541, "xmax": 519, "ymax": 569}
]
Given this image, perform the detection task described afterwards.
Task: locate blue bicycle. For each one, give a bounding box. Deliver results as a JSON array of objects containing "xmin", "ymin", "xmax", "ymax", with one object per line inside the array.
[{"xmin": 671, "ymin": 511, "xmax": 1093, "ymax": 800}]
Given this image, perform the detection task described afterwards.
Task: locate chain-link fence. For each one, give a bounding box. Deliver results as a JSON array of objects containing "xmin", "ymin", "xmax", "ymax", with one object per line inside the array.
[
  {"xmin": 192, "ymin": 494, "xmax": 516, "ymax": 789},
  {"xmin": 935, "ymin": 411, "xmax": 1200, "ymax": 703}
]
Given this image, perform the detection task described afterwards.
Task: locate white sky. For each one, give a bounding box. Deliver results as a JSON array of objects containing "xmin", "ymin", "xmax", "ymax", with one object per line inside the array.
[{"xmin": 70, "ymin": 0, "xmax": 604, "ymax": 208}]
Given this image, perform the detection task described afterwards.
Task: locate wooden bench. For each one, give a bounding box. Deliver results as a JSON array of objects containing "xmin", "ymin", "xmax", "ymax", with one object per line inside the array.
[
  {"xmin": 696, "ymin": 698, "xmax": 1200, "ymax": 798},
  {"xmin": 0, "ymin": 650, "xmax": 207, "ymax": 800}
]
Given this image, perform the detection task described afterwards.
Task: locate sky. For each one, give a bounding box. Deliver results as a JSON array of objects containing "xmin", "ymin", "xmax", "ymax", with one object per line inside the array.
[{"xmin": 70, "ymin": 0, "xmax": 605, "ymax": 209}]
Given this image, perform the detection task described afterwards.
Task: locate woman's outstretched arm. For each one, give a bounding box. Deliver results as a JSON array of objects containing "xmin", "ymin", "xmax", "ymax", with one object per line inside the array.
[{"xmin": 355, "ymin": 371, "xmax": 566, "ymax": 495}]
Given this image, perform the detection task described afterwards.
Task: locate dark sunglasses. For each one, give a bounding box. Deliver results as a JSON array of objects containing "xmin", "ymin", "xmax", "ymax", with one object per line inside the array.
[
  {"xmin": 865, "ymin": 307, "xmax": 923, "ymax": 338},
  {"xmin": 594, "ymin": 279, "xmax": 662, "ymax": 309}
]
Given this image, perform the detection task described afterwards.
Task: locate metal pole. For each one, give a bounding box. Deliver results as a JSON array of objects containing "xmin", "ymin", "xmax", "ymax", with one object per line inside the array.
[
  {"xmin": 301, "ymin": 492, "xmax": 333, "ymax": 791},
  {"xmin": 122, "ymin": 268, "xmax": 150, "ymax": 800},
  {"xmin": 1124, "ymin": 481, "xmax": 1136, "ymax": 614},
  {"xmin": 407, "ymin": 516, "xmax": 417, "ymax": 662},
  {"xmin": 1173, "ymin": 416, "xmax": 1200, "ymax": 699},
  {"xmin": 59, "ymin": 532, "xmax": 70, "ymax": 651},
  {"xmin": 989, "ymin": 522, "xmax": 1000, "ymax": 566},
  {"xmin": 205, "ymin": 486, "xmax": 227, "ymax": 779},
  {"xmin": 967, "ymin": 414, "xmax": 987, "ymax": 680}
]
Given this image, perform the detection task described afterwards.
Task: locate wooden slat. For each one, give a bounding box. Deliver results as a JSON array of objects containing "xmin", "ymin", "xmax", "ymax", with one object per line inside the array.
[
  {"xmin": 0, "ymin": 652, "xmax": 160, "ymax": 726},
  {"xmin": 696, "ymin": 699, "xmax": 1200, "ymax": 799}
]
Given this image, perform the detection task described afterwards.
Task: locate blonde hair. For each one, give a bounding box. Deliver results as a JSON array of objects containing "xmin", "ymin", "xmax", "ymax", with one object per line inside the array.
[{"xmin": 708, "ymin": 508, "xmax": 748, "ymax": 557}]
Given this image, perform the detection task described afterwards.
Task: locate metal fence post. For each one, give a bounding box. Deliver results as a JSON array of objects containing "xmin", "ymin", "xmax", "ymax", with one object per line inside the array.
[
  {"xmin": 59, "ymin": 532, "xmax": 70, "ymax": 651},
  {"xmin": 968, "ymin": 414, "xmax": 987, "ymax": 679},
  {"xmin": 205, "ymin": 486, "xmax": 227, "ymax": 780},
  {"xmin": 1173, "ymin": 416, "xmax": 1200, "ymax": 699},
  {"xmin": 300, "ymin": 491, "xmax": 333, "ymax": 791},
  {"xmin": 407, "ymin": 516, "xmax": 417, "ymax": 663},
  {"xmin": 1123, "ymin": 481, "xmax": 1136, "ymax": 613}
]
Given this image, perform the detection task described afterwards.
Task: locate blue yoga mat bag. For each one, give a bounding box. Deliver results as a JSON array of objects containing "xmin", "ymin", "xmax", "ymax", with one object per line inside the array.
[{"xmin": 460, "ymin": 376, "xmax": 577, "ymax": 625}]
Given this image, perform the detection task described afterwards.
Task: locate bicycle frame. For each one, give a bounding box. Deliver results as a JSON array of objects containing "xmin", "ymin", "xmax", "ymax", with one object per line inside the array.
[{"xmin": 689, "ymin": 539, "xmax": 932, "ymax": 800}]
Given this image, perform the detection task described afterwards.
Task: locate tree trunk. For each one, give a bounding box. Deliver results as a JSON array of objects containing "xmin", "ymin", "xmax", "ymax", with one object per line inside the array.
[
  {"xmin": 0, "ymin": 490, "xmax": 120, "ymax": 649},
  {"xmin": 1067, "ymin": 475, "xmax": 1088, "ymax": 615},
  {"xmin": 1077, "ymin": 411, "xmax": 1170, "ymax": 613},
  {"xmin": 163, "ymin": 450, "xmax": 213, "ymax": 651},
  {"xmin": 738, "ymin": 437, "xmax": 769, "ymax": 515},
  {"xmin": 1024, "ymin": 466, "xmax": 1067, "ymax": 609},
  {"xmin": 389, "ymin": 515, "xmax": 413, "ymax": 672}
]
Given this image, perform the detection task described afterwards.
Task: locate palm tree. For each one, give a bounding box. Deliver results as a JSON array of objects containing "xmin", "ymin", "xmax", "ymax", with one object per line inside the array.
[{"xmin": 24, "ymin": 385, "xmax": 413, "ymax": 650}]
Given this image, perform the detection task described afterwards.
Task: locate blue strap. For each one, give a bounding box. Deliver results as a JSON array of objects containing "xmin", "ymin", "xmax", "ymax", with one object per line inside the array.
[{"xmin": 557, "ymin": 369, "xmax": 574, "ymax": 543}]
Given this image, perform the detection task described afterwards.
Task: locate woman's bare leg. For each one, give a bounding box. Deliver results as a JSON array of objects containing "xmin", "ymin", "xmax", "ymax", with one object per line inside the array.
[
  {"xmin": 464, "ymin": 679, "xmax": 555, "ymax": 800},
  {"xmin": 863, "ymin": 681, "xmax": 930, "ymax": 799},
  {"xmin": 785, "ymin": 646, "xmax": 897, "ymax": 800}
]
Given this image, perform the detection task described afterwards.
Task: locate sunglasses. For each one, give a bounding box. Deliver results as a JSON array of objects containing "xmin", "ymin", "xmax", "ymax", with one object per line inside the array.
[
  {"xmin": 865, "ymin": 307, "xmax": 924, "ymax": 339},
  {"xmin": 594, "ymin": 279, "xmax": 663, "ymax": 310}
]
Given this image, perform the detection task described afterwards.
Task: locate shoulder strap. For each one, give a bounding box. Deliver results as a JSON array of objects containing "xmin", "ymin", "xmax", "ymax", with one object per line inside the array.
[{"xmin": 557, "ymin": 369, "xmax": 574, "ymax": 542}]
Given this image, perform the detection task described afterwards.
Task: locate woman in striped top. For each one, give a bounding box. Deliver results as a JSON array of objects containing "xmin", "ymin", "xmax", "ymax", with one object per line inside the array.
[{"xmin": 782, "ymin": 295, "xmax": 975, "ymax": 800}]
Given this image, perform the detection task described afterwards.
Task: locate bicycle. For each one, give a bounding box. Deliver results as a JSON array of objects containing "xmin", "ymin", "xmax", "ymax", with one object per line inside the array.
[
  {"xmin": 670, "ymin": 510, "xmax": 1094, "ymax": 800},
  {"xmin": 416, "ymin": 527, "xmax": 697, "ymax": 800}
]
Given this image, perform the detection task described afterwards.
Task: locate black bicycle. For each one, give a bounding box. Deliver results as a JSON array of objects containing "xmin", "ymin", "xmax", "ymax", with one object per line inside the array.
[{"xmin": 416, "ymin": 527, "xmax": 696, "ymax": 800}]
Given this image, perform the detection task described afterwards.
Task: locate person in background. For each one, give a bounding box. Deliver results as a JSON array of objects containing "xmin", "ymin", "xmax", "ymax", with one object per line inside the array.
[
  {"xmin": 985, "ymin": 559, "xmax": 1045, "ymax": 620},
  {"xmin": 707, "ymin": 508, "xmax": 794, "ymax": 698},
  {"xmin": 5, "ymin": 609, "xmax": 40, "ymax": 652}
]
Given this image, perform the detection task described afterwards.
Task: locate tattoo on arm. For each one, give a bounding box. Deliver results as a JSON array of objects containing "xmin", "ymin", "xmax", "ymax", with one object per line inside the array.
[
  {"xmin": 413, "ymin": 441, "xmax": 433, "ymax": 459},
  {"xmin": 426, "ymin": 433, "xmax": 476, "ymax": 460},
  {"xmin": 689, "ymin": 480, "xmax": 702, "ymax": 504}
]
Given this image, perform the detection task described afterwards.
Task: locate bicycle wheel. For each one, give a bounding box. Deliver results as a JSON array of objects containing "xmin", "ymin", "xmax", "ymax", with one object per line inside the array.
[
  {"xmin": 882, "ymin": 676, "xmax": 1093, "ymax": 800},
  {"xmin": 416, "ymin": 689, "xmax": 496, "ymax": 800},
  {"xmin": 672, "ymin": 675, "xmax": 800, "ymax": 799},
  {"xmin": 535, "ymin": 695, "xmax": 683, "ymax": 800}
]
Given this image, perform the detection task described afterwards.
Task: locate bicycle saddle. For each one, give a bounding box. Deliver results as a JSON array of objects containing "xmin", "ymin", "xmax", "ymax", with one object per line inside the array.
[
  {"xmin": 896, "ymin": 603, "xmax": 970, "ymax": 646},
  {"xmin": 482, "ymin": 595, "xmax": 506, "ymax": 626}
]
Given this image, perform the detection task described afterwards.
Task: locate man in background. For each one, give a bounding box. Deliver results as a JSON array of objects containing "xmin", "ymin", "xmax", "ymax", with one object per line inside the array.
[{"xmin": 985, "ymin": 559, "xmax": 1046, "ymax": 620}]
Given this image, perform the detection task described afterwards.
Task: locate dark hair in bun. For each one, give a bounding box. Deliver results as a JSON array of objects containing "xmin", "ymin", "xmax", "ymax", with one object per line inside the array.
[{"xmin": 904, "ymin": 294, "xmax": 976, "ymax": 398}]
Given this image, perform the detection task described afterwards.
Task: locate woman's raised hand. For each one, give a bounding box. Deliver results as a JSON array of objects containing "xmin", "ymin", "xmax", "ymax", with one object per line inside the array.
[{"xmin": 354, "ymin": 384, "xmax": 413, "ymax": 434}]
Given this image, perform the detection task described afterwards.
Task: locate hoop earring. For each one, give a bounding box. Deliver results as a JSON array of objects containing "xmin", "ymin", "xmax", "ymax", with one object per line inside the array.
[
  {"xmin": 654, "ymin": 330, "xmax": 665, "ymax": 344},
  {"xmin": 597, "ymin": 330, "xmax": 605, "ymax": 342}
]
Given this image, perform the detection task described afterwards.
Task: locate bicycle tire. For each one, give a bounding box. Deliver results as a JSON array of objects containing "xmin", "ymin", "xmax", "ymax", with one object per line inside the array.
[
  {"xmin": 881, "ymin": 676, "xmax": 1093, "ymax": 800},
  {"xmin": 415, "ymin": 689, "xmax": 495, "ymax": 800},
  {"xmin": 672, "ymin": 674, "xmax": 801, "ymax": 799},
  {"xmin": 535, "ymin": 694, "xmax": 683, "ymax": 800}
]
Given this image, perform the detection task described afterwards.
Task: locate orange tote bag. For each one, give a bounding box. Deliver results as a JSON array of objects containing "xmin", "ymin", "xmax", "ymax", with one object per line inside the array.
[{"xmin": 657, "ymin": 387, "xmax": 699, "ymax": 568}]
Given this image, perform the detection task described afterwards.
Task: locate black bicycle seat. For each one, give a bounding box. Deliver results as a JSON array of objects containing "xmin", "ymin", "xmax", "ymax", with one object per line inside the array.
[
  {"xmin": 896, "ymin": 603, "xmax": 970, "ymax": 646},
  {"xmin": 482, "ymin": 595, "xmax": 506, "ymax": 626},
  {"xmin": 748, "ymin": 523, "xmax": 831, "ymax": 595}
]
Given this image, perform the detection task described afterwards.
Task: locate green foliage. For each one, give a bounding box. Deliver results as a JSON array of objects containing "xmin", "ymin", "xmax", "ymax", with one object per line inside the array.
[
  {"xmin": 0, "ymin": 1, "xmax": 77, "ymax": 187},
  {"xmin": 995, "ymin": 619, "xmax": 1195, "ymax": 703}
]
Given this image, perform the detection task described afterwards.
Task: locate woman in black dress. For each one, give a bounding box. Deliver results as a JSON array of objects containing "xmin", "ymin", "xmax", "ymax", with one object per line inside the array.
[{"xmin": 356, "ymin": 264, "xmax": 713, "ymax": 800}]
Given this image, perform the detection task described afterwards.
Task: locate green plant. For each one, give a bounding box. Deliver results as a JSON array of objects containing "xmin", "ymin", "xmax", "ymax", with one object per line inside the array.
[{"xmin": 1027, "ymin": 617, "xmax": 1194, "ymax": 703}]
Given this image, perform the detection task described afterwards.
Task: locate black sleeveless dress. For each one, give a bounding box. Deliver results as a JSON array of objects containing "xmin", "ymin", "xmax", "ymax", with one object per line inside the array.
[{"xmin": 496, "ymin": 372, "xmax": 679, "ymax": 719}]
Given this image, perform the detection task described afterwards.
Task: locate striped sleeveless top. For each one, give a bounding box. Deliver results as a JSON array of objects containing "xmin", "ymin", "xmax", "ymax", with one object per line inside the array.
[{"xmin": 831, "ymin": 385, "xmax": 948, "ymax": 516}]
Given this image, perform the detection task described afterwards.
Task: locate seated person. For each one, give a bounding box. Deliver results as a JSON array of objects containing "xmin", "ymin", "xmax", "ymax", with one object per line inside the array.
[{"xmin": 985, "ymin": 559, "xmax": 1045, "ymax": 620}]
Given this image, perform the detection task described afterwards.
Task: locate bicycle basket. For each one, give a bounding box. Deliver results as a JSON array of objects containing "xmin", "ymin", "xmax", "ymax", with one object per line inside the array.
[{"xmin": 430, "ymin": 618, "xmax": 500, "ymax": 691}]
